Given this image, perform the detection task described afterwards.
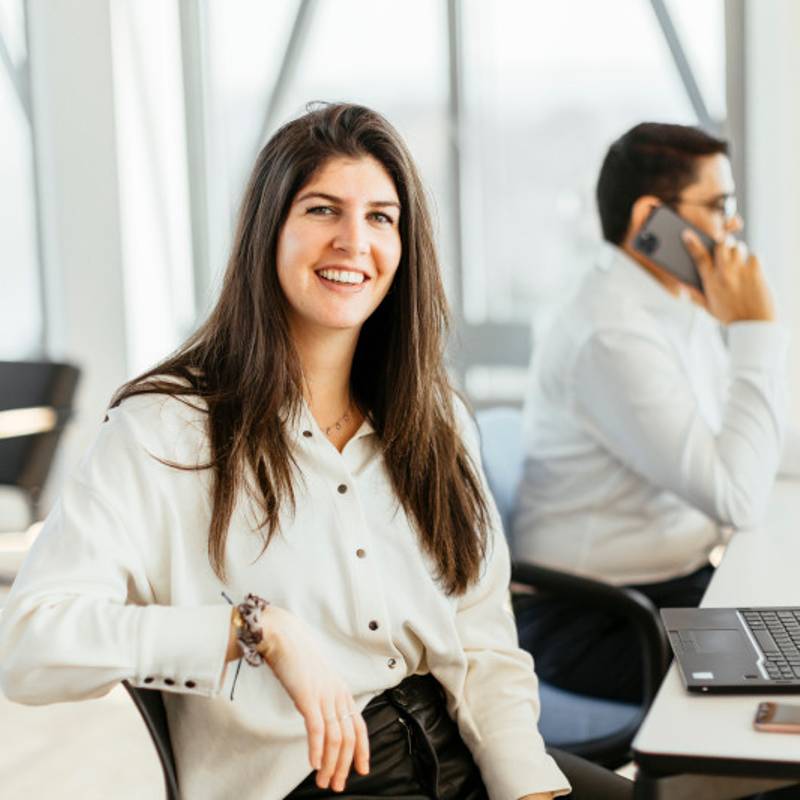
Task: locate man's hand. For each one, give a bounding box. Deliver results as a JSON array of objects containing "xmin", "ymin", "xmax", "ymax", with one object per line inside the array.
[
  {"xmin": 258, "ymin": 606, "xmax": 370, "ymax": 793},
  {"xmin": 682, "ymin": 229, "xmax": 775, "ymax": 324}
]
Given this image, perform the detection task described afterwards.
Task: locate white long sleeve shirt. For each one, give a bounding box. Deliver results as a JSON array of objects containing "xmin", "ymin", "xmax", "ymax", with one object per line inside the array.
[
  {"xmin": 0, "ymin": 392, "xmax": 568, "ymax": 800},
  {"xmin": 513, "ymin": 244, "xmax": 788, "ymax": 585}
]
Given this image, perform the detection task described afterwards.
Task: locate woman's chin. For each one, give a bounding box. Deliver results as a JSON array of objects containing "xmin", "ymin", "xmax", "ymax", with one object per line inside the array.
[{"xmin": 292, "ymin": 314, "xmax": 368, "ymax": 338}]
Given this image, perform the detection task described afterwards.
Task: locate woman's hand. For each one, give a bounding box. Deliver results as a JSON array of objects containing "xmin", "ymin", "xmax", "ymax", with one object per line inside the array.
[
  {"xmin": 261, "ymin": 607, "xmax": 370, "ymax": 792},
  {"xmin": 519, "ymin": 794, "xmax": 557, "ymax": 799},
  {"xmin": 228, "ymin": 605, "xmax": 369, "ymax": 792}
]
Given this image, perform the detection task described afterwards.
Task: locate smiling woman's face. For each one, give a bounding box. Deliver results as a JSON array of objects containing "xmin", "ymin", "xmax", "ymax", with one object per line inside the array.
[{"xmin": 275, "ymin": 155, "xmax": 402, "ymax": 340}]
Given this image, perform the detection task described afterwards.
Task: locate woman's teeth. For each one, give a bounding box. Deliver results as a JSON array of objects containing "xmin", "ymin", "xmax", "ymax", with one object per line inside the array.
[{"xmin": 318, "ymin": 269, "xmax": 365, "ymax": 285}]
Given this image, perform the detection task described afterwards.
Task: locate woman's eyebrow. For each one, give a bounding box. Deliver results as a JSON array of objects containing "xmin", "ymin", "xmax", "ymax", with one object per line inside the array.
[
  {"xmin": 295, "ymin": 191, "xmax": 400, "ymax": 210},
  {"xmin": 370, "ymin": 200, "xmax": 402, "ymax": 212}
]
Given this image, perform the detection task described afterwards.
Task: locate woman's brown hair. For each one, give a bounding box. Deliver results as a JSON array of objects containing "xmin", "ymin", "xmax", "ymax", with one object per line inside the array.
[{"xmin": 111, "ymin": 103, "xmax": 489, "ymax": 595}]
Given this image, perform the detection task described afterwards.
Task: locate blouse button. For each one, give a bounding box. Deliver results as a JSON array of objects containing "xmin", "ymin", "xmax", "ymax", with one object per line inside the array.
[
  {"xmin": 387, "ymin": 658, "xmax": 398, "ymax": 669},
  {"xmin": 143, "ymin": 676, "xmax": 155, "ymax": 684},
  {"xmin": 164, "ymin": 678, "xmax": 175, "ymax": 686},
  {"xmin": 302, "ymin": 430, "xmax": 312, "ymax": 438},
  {"xmin": 368, "ymin": 620, "xmax": 379, "ymax": 631},
  {"xmin": 185, "ymin": 680, "xmax": 196, "ymax": 689},
  {"xmin": 356, "ymin": 548, "xmax": 366, "ymax": 558},
  {"xmin": 337, "ymin": 484, "xmax": 348, "ymax": 494}
]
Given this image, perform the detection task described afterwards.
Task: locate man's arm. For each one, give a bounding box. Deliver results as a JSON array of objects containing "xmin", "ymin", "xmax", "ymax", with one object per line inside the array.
[{"xmin": 573, "ymin": 321, "xmax": 787, "ymax": 528}]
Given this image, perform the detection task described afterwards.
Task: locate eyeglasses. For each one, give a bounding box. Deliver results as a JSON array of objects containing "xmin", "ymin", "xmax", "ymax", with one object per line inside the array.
[{"xmin": 668, "ymin": 194, "xmax": 738, "ymax": 222}]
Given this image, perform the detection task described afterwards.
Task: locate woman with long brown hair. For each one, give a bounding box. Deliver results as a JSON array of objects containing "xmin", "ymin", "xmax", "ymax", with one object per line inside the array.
[{"xmin": 0, "ymin": 104, "xmax": 629, "ymax": 799}]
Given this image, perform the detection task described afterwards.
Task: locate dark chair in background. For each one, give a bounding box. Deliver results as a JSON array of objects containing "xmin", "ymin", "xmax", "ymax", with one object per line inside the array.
[
  {"xmin": 123, "ymin": 681, "xmax": 180, "ymax": 800},
  {"xmin": 0, "ymin": 360, "xmax": 80, "ymax": 529},
  {"xmin": 475, "ymin": 406, "xmax": 669, "ymax": 769}
]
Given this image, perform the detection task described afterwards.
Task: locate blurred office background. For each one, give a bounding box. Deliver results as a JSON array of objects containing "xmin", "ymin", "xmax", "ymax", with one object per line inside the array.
[
  {"xmin": 2, "ymin": 1, "xmax": 800, "ymax": 795},
  {"xmin": 3, "ymin": 0, "xmax": 800, "ymax": 501}
]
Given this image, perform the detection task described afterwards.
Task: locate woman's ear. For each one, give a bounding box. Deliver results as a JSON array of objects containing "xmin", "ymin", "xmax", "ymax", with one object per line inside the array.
[{"xmin": 626, "ymin": 195, "xmax": 662, "ymax": 242}]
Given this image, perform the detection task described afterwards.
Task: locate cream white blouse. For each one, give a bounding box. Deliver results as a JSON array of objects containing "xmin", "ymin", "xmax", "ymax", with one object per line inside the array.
[{"xmin": 0, "ymin": 392, "xmax": 569, "ymax": 800}]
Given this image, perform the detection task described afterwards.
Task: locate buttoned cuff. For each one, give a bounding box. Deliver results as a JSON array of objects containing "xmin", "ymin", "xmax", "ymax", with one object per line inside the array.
[
  {"xmin": 132, "ymin": 603, "xmax": 233, "ymax": 696},
  {"xmin": 727, "ymin": 321, "xmax": 789, "ymax": 371},
  {"xmin": 475, "ymin": 750, "xmax": 571, "ymax": 800}
]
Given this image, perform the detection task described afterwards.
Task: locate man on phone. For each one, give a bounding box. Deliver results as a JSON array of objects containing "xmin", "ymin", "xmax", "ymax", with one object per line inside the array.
[{"xmin": 512, "ymin": 122, "xmax": 791, "ymax": 702}]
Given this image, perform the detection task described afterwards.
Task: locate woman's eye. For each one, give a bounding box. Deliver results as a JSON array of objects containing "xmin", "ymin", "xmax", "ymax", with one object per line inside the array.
[
  {"xmin": 306, "ymin": 205, "xmax": 336, "ymax": 216},
  {"xmin": 370, "ymin": 211, "xmax": 394, "ymax": 225}
]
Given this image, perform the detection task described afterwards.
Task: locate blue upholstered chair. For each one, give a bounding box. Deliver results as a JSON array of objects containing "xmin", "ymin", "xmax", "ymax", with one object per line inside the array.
[{"xmin": 475, "ymin": 406, "xmax": 669, "ymax": 768}]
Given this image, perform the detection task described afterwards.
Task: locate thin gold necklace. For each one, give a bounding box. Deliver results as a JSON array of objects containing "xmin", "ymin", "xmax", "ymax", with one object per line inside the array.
[{"xmin": 323, "ymin": 400, "xmax": 352, "ymax": 437}]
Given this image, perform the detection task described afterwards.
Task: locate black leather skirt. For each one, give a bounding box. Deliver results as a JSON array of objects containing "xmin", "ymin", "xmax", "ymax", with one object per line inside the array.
[{"xmin": 285, "ymin": 674, "xmax": 489, "ymax": 799}]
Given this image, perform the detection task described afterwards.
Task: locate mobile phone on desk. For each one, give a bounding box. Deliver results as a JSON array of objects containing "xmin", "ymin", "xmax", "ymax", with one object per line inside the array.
[
  {"xmin": 633, "ymin": 205, "xmax": 716, "ymax": 292},
  {"xmin": 754, "ymin": 701, "xmax": 800, "ymax": 733}
]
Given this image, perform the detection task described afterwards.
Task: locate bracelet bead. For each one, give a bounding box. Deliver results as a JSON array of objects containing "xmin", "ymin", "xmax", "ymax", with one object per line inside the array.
[{"xmin": 235, "ymin": 593, "xmax": 269, "ymax": 667}]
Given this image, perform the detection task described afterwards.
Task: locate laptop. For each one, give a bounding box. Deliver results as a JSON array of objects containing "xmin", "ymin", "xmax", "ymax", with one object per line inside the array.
[{"xmin": 662, "ymin": 607, "xmax": 800, "ymax": 693}]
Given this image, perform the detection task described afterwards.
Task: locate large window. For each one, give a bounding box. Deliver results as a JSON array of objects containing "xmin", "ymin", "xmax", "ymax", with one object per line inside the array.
[
  {"xmin": 456, "ymin": 0, "xmax": 725, "ymax": 400},
  {"xmin": 136, "ymin": 0, "xmax": 728, "ymax": 403},
  {"xmin": 203, "ymin": 0, "xmax": 453, "ymax": 290},
  {"xmin": 110, "ymin": 0, "xmax": 196, "ymax": 375},
  {"xmin": 0, "ymin": 0, "xmax": 43, "ymax": 358}
]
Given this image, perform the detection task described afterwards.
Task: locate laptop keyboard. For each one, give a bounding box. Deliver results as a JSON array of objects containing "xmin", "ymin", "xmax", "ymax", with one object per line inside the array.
[{"xmin": 742, "ymin": 609, "xmax": 800, "ymax": 680}]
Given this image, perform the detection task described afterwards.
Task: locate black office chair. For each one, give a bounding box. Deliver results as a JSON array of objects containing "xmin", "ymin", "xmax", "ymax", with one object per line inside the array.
[
  {"xmin": 123, "ymin": 681, "xmax": 180, "ymax": 800},
  {"xmin": 0, "ymin": 360, "xmax": 81, "ymax": 527},
  {"xmin": 475, "ymin": 406, "xmax": 669, "ymax": 769}
]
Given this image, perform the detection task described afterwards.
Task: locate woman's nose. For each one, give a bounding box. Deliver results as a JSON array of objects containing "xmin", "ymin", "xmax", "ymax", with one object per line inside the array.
[{"xmin": 333, "ymin": 216, "xmax": 369, "ymax": 255}]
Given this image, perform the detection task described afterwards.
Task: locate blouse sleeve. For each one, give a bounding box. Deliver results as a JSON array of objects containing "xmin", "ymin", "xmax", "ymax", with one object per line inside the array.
[
  {"xmin": 0, "ymin": 397, "xmax": 233, "ymax": 705},
  {"xmin": 449, "ymin": 399, "xmax": 570, "ymax": 800}
]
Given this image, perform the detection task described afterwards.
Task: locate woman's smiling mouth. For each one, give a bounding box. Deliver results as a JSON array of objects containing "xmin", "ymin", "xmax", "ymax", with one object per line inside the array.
[{"xmin": 316, "ymin": 268, "xmax": 368, "ymax": 287}]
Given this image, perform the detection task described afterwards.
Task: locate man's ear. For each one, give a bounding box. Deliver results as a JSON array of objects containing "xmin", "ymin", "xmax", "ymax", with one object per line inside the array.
[{"xmin": 626, "ymin": 195, "xmax": 662, "ymax": 242}]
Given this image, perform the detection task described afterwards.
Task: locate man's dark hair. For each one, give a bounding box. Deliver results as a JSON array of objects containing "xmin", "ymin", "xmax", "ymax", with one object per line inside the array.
[{"xmin": 596, "ymin": 122, "xmax": 729, "ymax": 245}]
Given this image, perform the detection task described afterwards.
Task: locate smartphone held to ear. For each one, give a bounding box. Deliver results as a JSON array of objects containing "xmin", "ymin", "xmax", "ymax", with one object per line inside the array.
[
  {"xmin": 754, "ymin": 702, "xmax": 800, "ymax": 734},
  {"xmin": 633, "ymin": 205, "xmax": 716, "ymax": 292}
]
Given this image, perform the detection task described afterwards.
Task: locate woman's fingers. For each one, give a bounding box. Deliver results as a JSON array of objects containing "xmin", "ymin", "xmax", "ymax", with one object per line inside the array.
[
  {"xmin": 303, "ymin": 706, "xmax": 325, "ymax": 771},
  {"xmin": 352, "ymin": 710, "xmax": 370, "ymax": 776},
  {"xmin": 330, "ymin": 709, "xmax": 357, "ymax": 792},
  {"xmin": 316, "ymin": 702, "xmax": 344, "ymax": 789},
  {"xmin": 312, "ymin": 692, "xmax": 365, "ymax": 792}
]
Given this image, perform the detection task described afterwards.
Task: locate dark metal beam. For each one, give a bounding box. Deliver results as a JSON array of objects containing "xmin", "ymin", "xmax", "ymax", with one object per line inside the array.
[
  {"xmin": 445, "ymin": 0, "xmax": 470, "ymax": 388},
  {"xmin": 254, "ymin": 0, "xmax": 315, "ymax": 154},
  {"xmin": 178, "ymin": 0, "xmax": 212, "ymax": 318},
  {"xmin": 649, "ymin": 0, "xmax": 718, "ymax": 133},
  {"xmin": 0, "ymin": 23, "xmax": 29, "ymax": 118},
  {"xmin": 724, "ymin": 0, "xmax": 747, "ymax": 221},
  {"xmin": 446, "ymin": 0, "xmax": 465, "ymax": 322},
  {"xmin": 22, "ymin": 1, "xmax": 47, "ymax": 355}
]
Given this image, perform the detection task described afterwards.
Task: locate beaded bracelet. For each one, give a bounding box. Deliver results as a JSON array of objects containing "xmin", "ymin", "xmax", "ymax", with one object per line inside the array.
[
  {"xmin": 234, "ymin": 593, "xmax": 270, "ymax": 666},
  {"xmin": 221, "ymin": 591, "xmax": 270, "ymax": 700}
]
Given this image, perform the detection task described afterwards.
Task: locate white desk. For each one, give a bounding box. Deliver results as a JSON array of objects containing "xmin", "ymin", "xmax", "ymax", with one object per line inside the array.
[{"xmin": 633, "ymin": 480, "xmax": 800, "ymax": 799}]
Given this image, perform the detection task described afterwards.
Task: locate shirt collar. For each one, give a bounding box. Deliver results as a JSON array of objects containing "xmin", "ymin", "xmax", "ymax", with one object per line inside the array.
[{"xmin": 595, "ymin": 242, "xmax": 701, "ymax": 326}]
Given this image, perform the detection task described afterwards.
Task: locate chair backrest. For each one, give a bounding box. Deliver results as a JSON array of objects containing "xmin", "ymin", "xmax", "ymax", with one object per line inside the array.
[
  {"xmin": 474, "ymin": 406, "xmax": 526, "ymax": 536},
  {"xmin": 0, "ymin": 361, "xmax": 80, "ymax": 520},
  {"xmin": 122, "ymin": 681, "xmax": 180, "ymax": 800}
]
